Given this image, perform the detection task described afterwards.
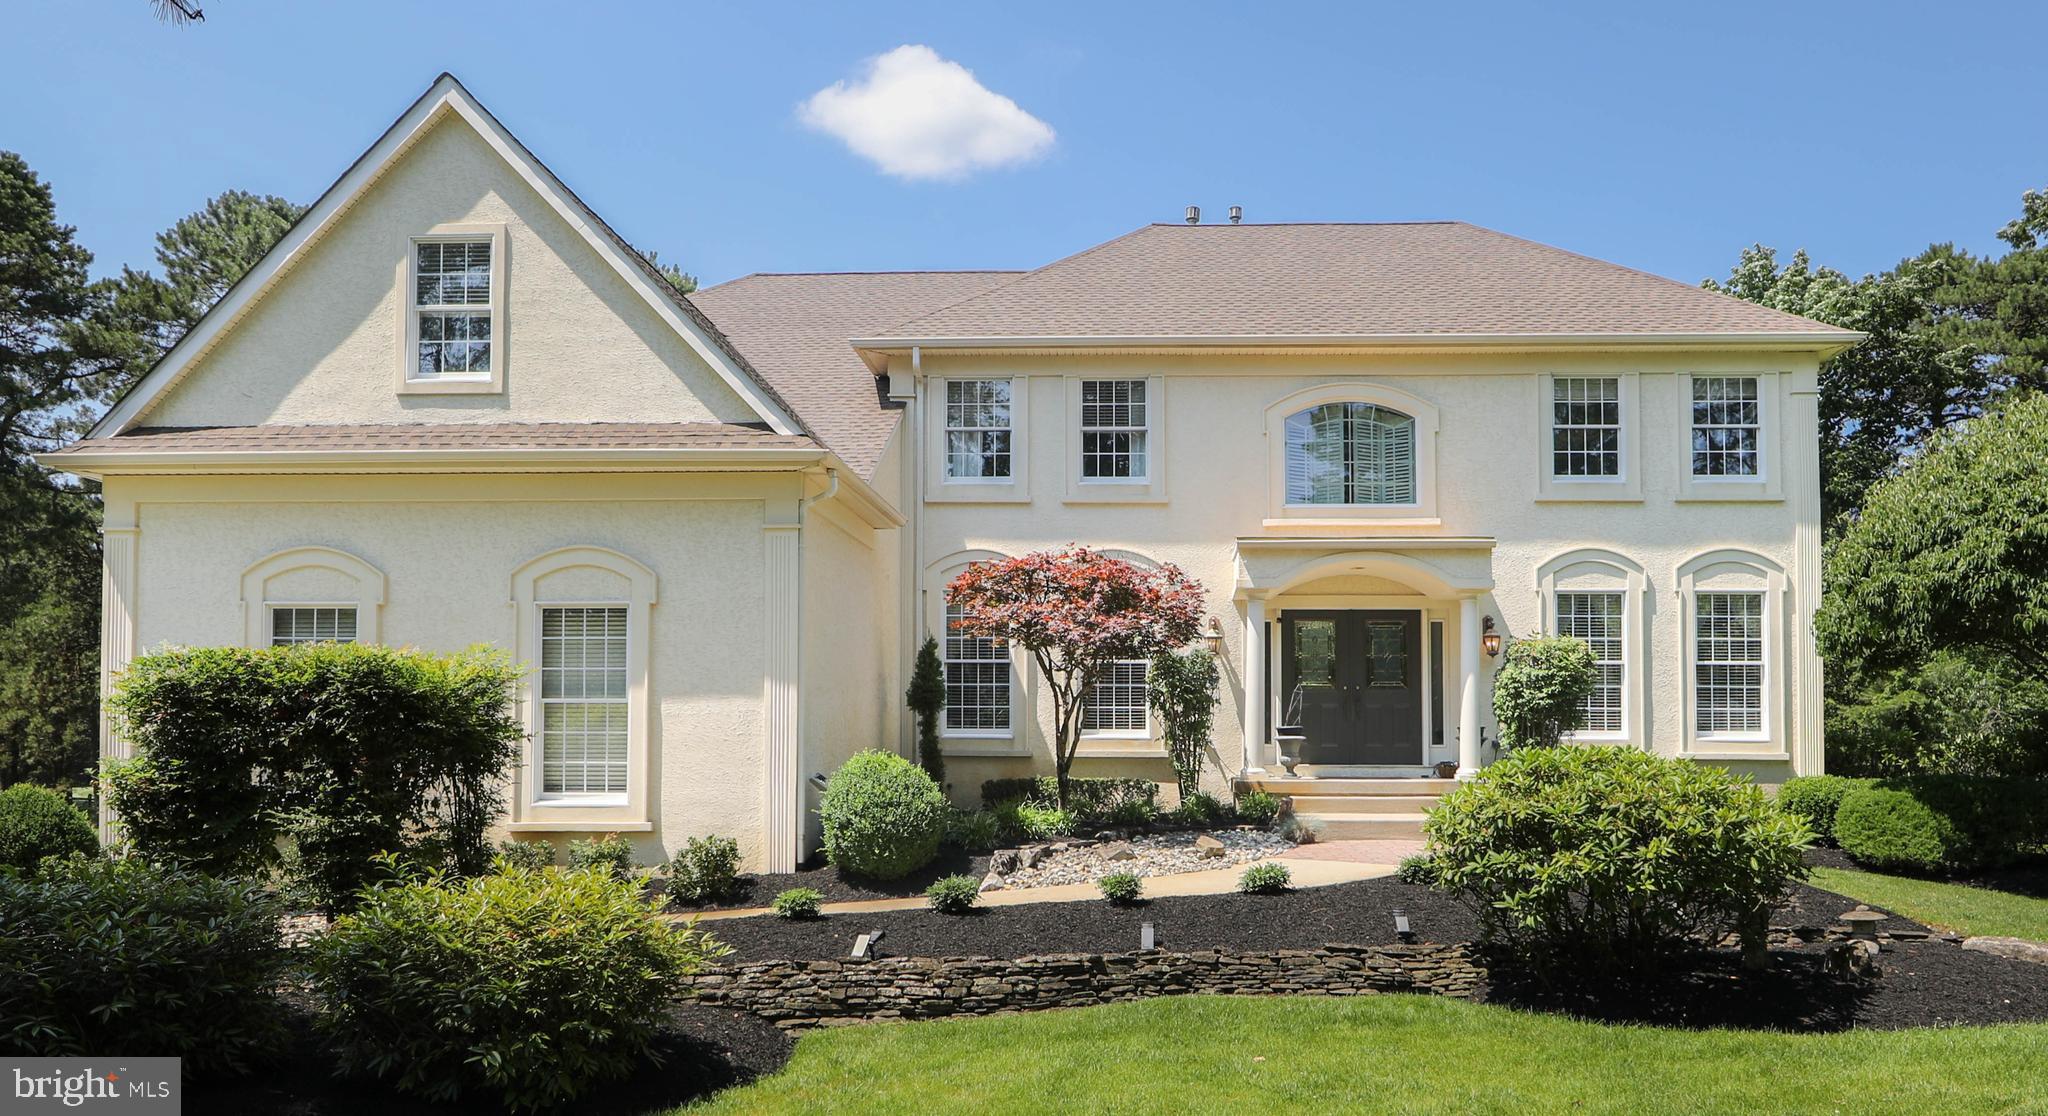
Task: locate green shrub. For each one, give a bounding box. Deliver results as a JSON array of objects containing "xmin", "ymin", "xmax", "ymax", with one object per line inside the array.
[
  {"xmin": 1149, "ymin": 648, "xmax": 1220, "ymax": 800},
  {"xmin": 1491, "ymin": 634, "xmax": 1597, "ymax": 749},
  {"xmin": 1238, "ymin": 862, "xmax": 1292, "ymax": 894},
  {"xmin": 772, "ymin": 887, "xmax": 823, "ymax": 919},
  {"xmin": 1827, "ymin": 650, "xmax": 2048, "ymax": 778},
  {"xmin": 568, "ymin": 833, "xmax": 636, "ymax": 881},
  {"xmin": 0, "ymin": 857, "xmax": 287, "ymax": 1075},
  {"xmin": 1098, "ymin": 871, "xmax": 1144, "ymax": 904},
  {"xmin": 819, "ymin": 751, "xmax": 950, "ymax": 880},
  {"xmin": 906, "ymin": 637, "xmax": 947, "ymax": 786},
  {"xmin": 308, "ymin": 859, "xmax": 728, "ymax": 1111},
  {"xmin": 494, "ymin": 839, "xmax": 556, "ymax": 872},
  {"xmin": 979, "ymin": 776, "xmax": 1158, "ymax": 822},
  {"xmin": 946, "ymin": 808, "xmax": 1003, "ymax": 851},
  {"xmin": 1395, "ymin": 854, "xmax": 1433, "ymax": 886},
  {"xmin": 1171, "ymin": 790, "xmax": 1227, "ymax": 827},
  {"xmin": 1834, "ymin": 775, "xmax": 2048, "ymax": 872},
  {"xmin": 667, "ymin": 835, "xmax": 741, "ymax": 902},
  {"xmin": 0, "ymin": 784, "xmax": 97, "ymax": 874},
  {"xmin": 1016, "ymin": 801, "xmax": 1077, "ymax": 841},
  {"xmin": 925, "ymin": 874, "xmax": 981, "ymax": 914},
  {"xmin": 1105, "ymin": 797, "xmax": 1159, "ymax": 827},
  {"xmin": 105, "ymin": 643, "xmax": 522, "ymax": 912},
  {"xmin": 1414, "ymin": 747, "xmax": 1809, "ymax": 970},
  {"xmin": 1776, "ymin": 776, "xmax": 1872, "ymax": 844},
  {"xmin": 1233, "ymin": 789, "xmax": 1283, "ymax": 828}
]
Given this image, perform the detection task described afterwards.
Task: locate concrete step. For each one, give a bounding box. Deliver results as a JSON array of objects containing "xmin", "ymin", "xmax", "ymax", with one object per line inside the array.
[
  {"xmin": 1291, "ymin": 813, "xmax": 1428, "ymax": 840},
  {"xmin": 1241, "ymin": 777, "xmax": 1459, "ymax": 797},
  {"xmin": 1285, "ymin": 794, "xmax": 1438, "ymax": 816}
]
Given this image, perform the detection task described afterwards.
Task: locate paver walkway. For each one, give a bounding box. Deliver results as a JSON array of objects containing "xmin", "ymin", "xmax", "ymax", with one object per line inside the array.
[{"xmin": 683, "ymin": 842, "xmax": 1412, "ymax": 923}]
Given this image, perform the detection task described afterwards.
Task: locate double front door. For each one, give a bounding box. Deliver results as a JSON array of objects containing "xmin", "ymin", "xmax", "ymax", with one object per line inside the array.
[{"xmin": 1279, "ymin": 610, "xmax": 1424, "ymax": 766}]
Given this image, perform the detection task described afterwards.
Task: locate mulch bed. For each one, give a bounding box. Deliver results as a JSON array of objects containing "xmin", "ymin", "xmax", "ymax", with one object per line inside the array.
[
  {"xmin": 701, "ymin": 875, "xmax": 2048, "ymax": 1033},
  {"xmin": 184, "ymin": 1001, "xmax": 791, "ymax": 1115},
  {"xmin": 666, "ymin": 847, "xmax": 992, "ymax": 912}
]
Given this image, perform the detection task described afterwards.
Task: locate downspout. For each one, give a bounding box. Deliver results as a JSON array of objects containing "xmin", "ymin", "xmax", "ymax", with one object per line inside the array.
[
  {"xmin": 909, "ymin": 345, "xmax": 926, "ymax": 757},
  {"xmin": 788, "ymin": 465, "xmax": 838, "ymax": 864}
]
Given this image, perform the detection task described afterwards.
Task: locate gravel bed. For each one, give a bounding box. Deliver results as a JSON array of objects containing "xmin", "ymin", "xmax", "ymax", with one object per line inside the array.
[{"xmin": 994, "ymin": 829, "xmax": 1295, "ymax": 889}]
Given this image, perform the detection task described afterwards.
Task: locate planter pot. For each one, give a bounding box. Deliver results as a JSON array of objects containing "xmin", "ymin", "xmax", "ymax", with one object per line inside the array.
[
  {"xmin": 1433, "ymin": 760, "xmax": 1459, "ymax": 779},
  {"xmin": 1274, "ymin": 730, "xmax": 1306, "ymax": 777}
]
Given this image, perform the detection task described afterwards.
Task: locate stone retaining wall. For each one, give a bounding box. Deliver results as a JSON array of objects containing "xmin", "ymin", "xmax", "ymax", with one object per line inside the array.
[{"xmin": 691, "ymin": 943, "xmax": 1484, "ymax": 1028}]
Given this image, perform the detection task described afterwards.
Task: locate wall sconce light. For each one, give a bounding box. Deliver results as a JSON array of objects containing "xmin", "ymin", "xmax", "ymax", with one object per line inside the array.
[
  {"xmin": 1201, "ymin": 616, "xmax": 1225, "ymax": 655},
  {"xmin": 1481, "ymin": 616, "xmax": 1501, "ymax": 658}
]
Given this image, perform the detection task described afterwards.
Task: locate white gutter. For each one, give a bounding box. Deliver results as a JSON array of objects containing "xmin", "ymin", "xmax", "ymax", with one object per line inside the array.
[{"xmin": 852, "ymin": 330, "xmax": 1868, "ymax": 355}]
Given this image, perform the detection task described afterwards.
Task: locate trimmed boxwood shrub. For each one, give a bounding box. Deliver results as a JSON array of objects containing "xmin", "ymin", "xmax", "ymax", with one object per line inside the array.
[
  {"xmin": 1099, "ymin": 871, "xmax": 1144, "ymax": 904},
  {"xmin": 925, "ymin": 874, "xmax": 981, "ymax": 914},
  {"xmin": 1414, "ymin": 747, "xmax": 1808, "ymax": 971},
  {"xmin": 1835, "ymin": 786, "xmax": 1961, "ymax": 871},
  {"xmin": 667, "ymin": 835, "xmax": 741, "ymax": 901},
  {"xmin": 772, "ymin": 887, "xmax": 822, "ymax": 919},
  {"xmin": 0, "ymin": 784, "xmax": 97, "ymax": 874},
  {"xmin": 1834, "ymin": 776, "xmax": 2047, "ymax": 872},
  {"xmin": 568, "ymin": 833, "xmax": 637, "ymax": 881},
  {"xmin": 819, "ymin": 751, "xmax": 949, "ymax": 880},
  {"xmin": 307, "ymin": 860, "xmax": 729, "ymax": 1111},
  {"xmin": 0, "ymin": 857, "xmax": 287, "ymax": 1075},
  {"xmin": 1776, "ymin": 775, "xmax": 1872, "ymax": 845}
]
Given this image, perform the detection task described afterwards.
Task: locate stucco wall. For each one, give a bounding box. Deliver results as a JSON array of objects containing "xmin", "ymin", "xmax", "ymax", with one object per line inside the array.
[
  {"xmin": 909, "ymin": 350, "xmax": 1823, "ymax": 795},
  {"xmin": 142, "ymin": 110, "xmax": 759, "ymax": 429},
  {"xmin": 114, "ymin": 473, "xmax": 778, "ymax": 869},
  {"xmin": 799, "ymin": 501, "xmax": 900, "ymax": 856}
]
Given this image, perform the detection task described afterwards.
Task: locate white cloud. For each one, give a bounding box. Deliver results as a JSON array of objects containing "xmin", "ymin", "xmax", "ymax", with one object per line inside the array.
[{"xmin": 799, "ymin": 45, "xmax": 1055, "ymax": 181}]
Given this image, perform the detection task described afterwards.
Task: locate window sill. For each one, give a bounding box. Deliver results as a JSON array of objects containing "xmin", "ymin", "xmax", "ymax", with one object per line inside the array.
[
  {"xmin": 398, "ymin": 377, "xmax": 501, "ymax": 396},
  {"xmin": 940, "ymin": 737, "xmax": 1031, "ymax": 758},
  {"xmin": 1075, "ymin": 739, "xmax": 1168, "ymax": 759},
  {"xmin": 1535, "ymin": 490, "xmax": 1643, "ymax": 504},
  {"xmin": 506, "ymin": 820, "xmax": 654, "ymax": 833},
  {"xmin": 1683, "ymin": 751, "xmax": 1792, "ymax": 763},
  {"xmin": 1261, "ymin": 517, "xmax": 1443, "ymax": 530},
  {"xmin": 1674, "ymin": 493, "xmax": 1786, "ymax": 505}
]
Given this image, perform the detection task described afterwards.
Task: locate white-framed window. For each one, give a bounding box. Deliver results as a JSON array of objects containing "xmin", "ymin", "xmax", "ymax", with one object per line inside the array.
[
  {"xmin": 1080, "ymin": 380, "xmax": 1148, "ymax": 481},
  {"xmin": 270, "ymin": 606, "xmax": 358, "ymax": 646},
  {"xmin": 1552, "ymin": 377, "xmax": 1621, "ymax": 478},
  {"xmin": 1556, "ymin": 591, "xmax": 1623, "ymax": 735},
  {"xmin": 1081, "ymin": 659, "xmax": 1149, "ymax": 733},
  {"xmin": 538, "ymin": 606, "xmax": 630, "ymax": 798},
  {"xmin": 1693, "ymin": 591, "xmax": 1765, "ymax": 735},
  {"xmin": 401, "ymin": 223, "xmax": 506, "ymax": 395},
  {"xmin": 1284, "ymin": 402, "xmax": 1417, "ymax": 505},
  {"xmin": 1691, "ymin": 376, "xmax": 1761, "ymax": 477},
  {"xmin": 943, "ymin": 600, "xmax": 1010, "ymax": 731},
  {"xmin": 944, "ymin": 379, "xmax": 1014, "ymax": 480}
]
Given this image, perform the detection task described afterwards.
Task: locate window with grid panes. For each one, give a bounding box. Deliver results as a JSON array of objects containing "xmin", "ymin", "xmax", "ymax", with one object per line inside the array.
[
  {"xmin": 1556, "ymin": 591, "xmax": 1624, "ymax": 734},
  {"xmin": 1081, "ymin": 660, "xmax": 1149, "ymax": 732},
  {"xmin": 539, "ymin": 606, "xmax": 629, "ymax": 796},
  {"xmin": 270, "ymin": 607, "xmax": 357, "ymax": 646},
  {"xmin": 1552, "ymin": 377, "xmax": 1621, "ymax": 477},
  {"xmin": 1694, "ymin": 592, "xmax": 1764, "ymax": 734},
  {"xmin": 943, "ymin": 600, "xmax": 1009, "ymax": 730},
  {"xmin": 1079, "ymin": 380, "xmax": 1148, "ymax": 480},
  {"xmin": 944, "ymin": 380, "xmax": 1012, "ymax": 479},
  {"xmin": 1691, "ymin": 377, "xmax": 1760, "ymax": 476},
  {"xmin": 413, "ymin": 239, "xmax": 493, "ymax": 379},
  {"xmin": 1283, "ymin": 403, "xmax": 1416, "ymax": 504}
]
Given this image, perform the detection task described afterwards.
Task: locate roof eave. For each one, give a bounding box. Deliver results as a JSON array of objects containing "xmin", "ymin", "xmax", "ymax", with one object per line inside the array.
[
  {"xmin": 853, "ymin": 330, "xmax": 1867, "ymax": 363},
  {"xmin": 35, "ymin": 445, "xmax": 830, "ymax": 480}
]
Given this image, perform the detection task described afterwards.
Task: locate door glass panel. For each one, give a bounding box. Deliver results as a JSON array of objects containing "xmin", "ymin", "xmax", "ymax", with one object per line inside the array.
[
  {"xmin": 1367, "ymin": 621, "xmax": 1407, "ymax": 687},
  {"xmin": 1294, "ymin": 620, "xmax": 1337, "ymax": 687}
]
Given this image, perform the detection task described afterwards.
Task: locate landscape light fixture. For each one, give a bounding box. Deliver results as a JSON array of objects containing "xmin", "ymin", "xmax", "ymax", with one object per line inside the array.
[
  {"xmin": 1393, "ymin": 909, "xmax": 1415, "ymax": 943},
  {"xmin": 1481, "ymin": 616, "xmax": 1501, "ymax": 658},
  {"xmin": 1201, "ymin": 616, "xmax": 1225, "ymax": 655},
  {"xmin": 1141, "ymin": 922, "xmax": 1156, "ymax": 951}
]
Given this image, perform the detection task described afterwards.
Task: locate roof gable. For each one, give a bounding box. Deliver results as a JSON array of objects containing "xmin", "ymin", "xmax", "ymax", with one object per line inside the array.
[{"xmin": 96, "ymin": 74, "xmax": 804, "ymax": 439}]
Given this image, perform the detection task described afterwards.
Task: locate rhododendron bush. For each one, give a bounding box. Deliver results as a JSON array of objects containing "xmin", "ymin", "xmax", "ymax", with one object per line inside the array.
[{"xmin": 947, "ymin": 546, "xmax": 1206, "ymax": 809}]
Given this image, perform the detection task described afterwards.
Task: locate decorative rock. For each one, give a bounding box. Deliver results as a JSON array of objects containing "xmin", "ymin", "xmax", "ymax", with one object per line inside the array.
[
  {"xmin": 1195, "ymin": 834, "xmax": 1226, "ymax": 858},
  {"xmin": 1096, "ymin": 841, "xmax": 1138, "ymax": 861},
  {"xmin": 989, "ymin": 849, "xmax": 1021, "ymax": 874},
  {"xmin": 1961, "ymin": 936, "xmax": 2048, "ymax": 966},
  {"xmin": 996, "ymin": 830, "xmax": 1291, "ymax": 889},
  {"xmin": 1021, "ymin": 845, "xmax": 1052, "ymax": 869},
  {"xmin": 978, "ymin": 872, "xmax": 1005, "ymax": 893}
]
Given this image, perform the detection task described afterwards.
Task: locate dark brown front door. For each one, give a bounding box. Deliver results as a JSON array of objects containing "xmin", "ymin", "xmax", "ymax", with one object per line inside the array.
[{"xmin": 1280, "ymin": 610, "xmax": 1423, "ymax": 765}]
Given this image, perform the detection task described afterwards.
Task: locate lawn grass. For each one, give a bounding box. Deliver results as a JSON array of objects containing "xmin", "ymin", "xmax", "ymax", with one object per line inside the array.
[
  {"xmin": 683, "ymin": 994, "xmax": 2048, "ymax": 1115},
  {"xmin": 1810, "ymin": 865, "xmax": 2048, "ymax": 941}
]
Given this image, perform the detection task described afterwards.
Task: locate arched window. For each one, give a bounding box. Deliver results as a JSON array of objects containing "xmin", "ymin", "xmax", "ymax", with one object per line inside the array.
[{"xmin": 1285, "ymin": 403, "xmax": 1417, "ymax": 505}]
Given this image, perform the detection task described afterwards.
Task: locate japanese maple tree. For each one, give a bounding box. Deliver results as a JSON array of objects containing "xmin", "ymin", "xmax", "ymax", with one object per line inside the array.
[{"xmin": 946, "ymin": 546, "xmax": 1207, "ymax": 810}]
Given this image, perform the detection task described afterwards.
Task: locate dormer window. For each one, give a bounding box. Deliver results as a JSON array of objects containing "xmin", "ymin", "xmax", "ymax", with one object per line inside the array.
[{"xmin": 400, "ymin": 223, "xmax": 506, "ymax": 395}]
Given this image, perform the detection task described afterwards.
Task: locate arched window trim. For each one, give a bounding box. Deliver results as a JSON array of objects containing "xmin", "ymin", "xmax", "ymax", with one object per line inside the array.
[
  {"xmin": 1675, "ymin": 548, "xmax": 1787, "ymax": 757},
  {"xmin": 1264, "ymin": 382, "xmax": 1440, "ymax": 522},
  {"xmin": 1535, "ymin": 548, "xmax": 1648, "ymax": 748},
  {"xmin": 239, "ymin": 546, "xmax": 387, "ymax": 648}
]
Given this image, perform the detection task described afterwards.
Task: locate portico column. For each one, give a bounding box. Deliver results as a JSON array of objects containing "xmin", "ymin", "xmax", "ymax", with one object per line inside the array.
[
  {"xmin": 1457, "ymin": 595, "xmax": 1482, "ymax": 780},
  {"xmin": 1242, "ymin": 597, "xmax": 1267, "ymax": 776}
]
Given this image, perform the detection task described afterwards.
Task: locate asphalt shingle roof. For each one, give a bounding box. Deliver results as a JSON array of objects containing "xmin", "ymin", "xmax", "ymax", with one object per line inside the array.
[{"xmin": 47, "ymin": 422, "xmax": 818, "ymax": 455}]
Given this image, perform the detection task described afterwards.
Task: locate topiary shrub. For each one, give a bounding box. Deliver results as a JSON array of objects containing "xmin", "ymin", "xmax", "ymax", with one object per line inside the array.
[
  {"xmin": 1238, "ymin": 862, "xmax": 1292, "ymax": 894},
  {"xmin": 0, "ymin": 857, "xmax": 288, "ymax": 1075},
  {"xmin": 1491, "ymin": 634, "xmax": 1597, "ymax": 749},
  {"xmin": 1776, "ymin": 776, "xmax": 1872, "ymax": 845},
  {"xmin": 906, "ymin": 636, "xmax": 947, "ymax": 787},
  {"xmin": 1835, "ymin": 776, "xmax": 2048, "ymax": 872},
  {"xmin": 1098, "ymin": 871, "xmax": 1144, "ymax": 905},
  {"xmin": 1234, "ymin": 789, "xmax": 1283, "ymax": 828},
  {"xmin": 567, "ymin": 833, "xmax": 636, "ymax": 882},
  {"xmin": 666, "ymin": 835, "xmax": 741, "ymax": 902},
  {"xmin": 0, "ymin": 784, "xmax": 97, "ymax": 874},
  {"xmin": 307, "ymin": 859, "xmax": 728, "ymax": 1111},
  {"xmin": 1414, "ymin": 747, "xmax": 1809, "ymax": 972},
  {"xmin": 772, "ymin": 887, "xmax": 823, "ymax": 919},
  {"xmin": 494, "ymin": 839, "xmax": 556, "ymax": 872},
  {"xmin": 925, "ymin": 874, "xmax": 981, "ymax": 914},
  {"xmin": 1835, "ymin": 785, "xmax": 1965, "ymax": 872},
  {"xmin": 818, "ymin": 751, "xmax": 950, "ymax": 880}
]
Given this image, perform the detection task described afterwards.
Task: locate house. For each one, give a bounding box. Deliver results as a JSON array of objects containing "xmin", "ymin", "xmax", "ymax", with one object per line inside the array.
[{"xmin": 44, "ymin": 76, "xmax": 1863, "ymax": 871}]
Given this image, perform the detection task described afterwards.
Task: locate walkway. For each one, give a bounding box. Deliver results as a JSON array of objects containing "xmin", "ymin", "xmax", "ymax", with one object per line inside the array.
[{"xmin": 683, "ymin": 838, "xmax": 1419, "ymax": 923}]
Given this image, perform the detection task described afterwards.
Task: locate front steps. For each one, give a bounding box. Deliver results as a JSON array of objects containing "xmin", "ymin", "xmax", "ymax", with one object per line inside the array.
[{"xmin": 1239, "ymin": 776, "xmax": 1456, "ymax": 841}]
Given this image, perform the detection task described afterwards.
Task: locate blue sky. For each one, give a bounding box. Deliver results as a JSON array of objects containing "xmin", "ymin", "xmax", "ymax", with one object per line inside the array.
[{"xmin": 9, "ymin": 1, "xmax": 2045, "ymax": 291}]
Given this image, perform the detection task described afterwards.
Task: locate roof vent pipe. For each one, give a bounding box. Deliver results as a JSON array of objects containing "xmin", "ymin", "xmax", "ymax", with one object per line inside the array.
[
  {"xmin": 1184, "ymin": 205, "xmax": 1200, "ymax": 225},
  {"xmin": 1229, "ymin": 205, "xmax": 1243, "ymax": 224}
]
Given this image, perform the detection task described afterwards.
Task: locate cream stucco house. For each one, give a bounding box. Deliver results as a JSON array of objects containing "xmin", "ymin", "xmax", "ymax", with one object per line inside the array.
[{"xmin": 46, "ymin": 76, "xmax": 1863, "ymax": 871}]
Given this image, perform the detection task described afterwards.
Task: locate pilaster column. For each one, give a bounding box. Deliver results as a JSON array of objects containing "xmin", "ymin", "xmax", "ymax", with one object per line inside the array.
[
  {"xmin": 762, "ymin": 515, "xmax": 802, "ymax": 873},
  {"xmin": 1242, "ymin": 597, "xmax": 1267, "ymax": 776},
  {"xmin": 1789, "ymin": 377, "xmax": 1826, "ymax": 775},
  {"xmin": 99, "ymin": 523, "xmax": 140, "ymax": 843},
  {"xmin": 1457, "ymin": 596, "xmax": 1482, "ymax": 780}
]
